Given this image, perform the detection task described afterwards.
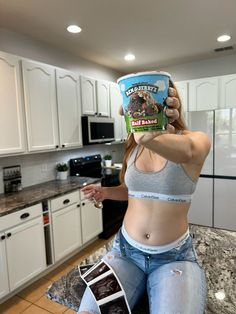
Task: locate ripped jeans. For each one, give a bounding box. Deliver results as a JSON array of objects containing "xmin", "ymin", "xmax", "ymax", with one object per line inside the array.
[{"xmin": 78, "ymin": 230, "xmax": 207, "ymax": 314}]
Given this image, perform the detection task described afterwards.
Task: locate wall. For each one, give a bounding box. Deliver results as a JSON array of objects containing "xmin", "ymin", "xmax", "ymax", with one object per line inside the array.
[
  {"xmin": 159, "ymin": 52, "xmax": 236, "ymax": 82},
  {"xmin": 0, "ymin": 28, "xmax": 122, "ymax": 81}
]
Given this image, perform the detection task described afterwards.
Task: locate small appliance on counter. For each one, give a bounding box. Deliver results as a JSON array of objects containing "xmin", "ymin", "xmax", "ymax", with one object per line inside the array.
[
  {"xmin": 3, "ymin": 165, "xmax": 22, "ymax": 193},
  {"xmin": 69, "ymin": 154, "xmax": 128, "ymax": 239}
]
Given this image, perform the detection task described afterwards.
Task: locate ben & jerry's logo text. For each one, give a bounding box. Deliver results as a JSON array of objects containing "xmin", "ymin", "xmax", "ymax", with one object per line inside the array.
[{"xmin": 125, "ymin": 84, "xmax": 159, "ymax": 96}]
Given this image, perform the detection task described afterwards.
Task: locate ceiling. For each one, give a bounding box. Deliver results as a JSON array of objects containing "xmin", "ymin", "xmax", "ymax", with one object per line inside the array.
[{"xmin": 0, "ymin": 0, "xmax": 236, "ymax": 74}]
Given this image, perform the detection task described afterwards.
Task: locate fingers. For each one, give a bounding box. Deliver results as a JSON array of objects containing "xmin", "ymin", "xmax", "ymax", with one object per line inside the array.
[
  {"xmin": 166, "ymin": 123, "xmax": 176, "ymax": 133},
  {"xmin": 168, "ymin": 87, "xmax": 177, "ymax": 97},
  {"xmin": 165, "ymin": 97, "xmax": 180, "ymax": 109},
  {"xmin": 81, "ymin": 185, "xmax": 103, "ymax": 202},
  {"xmin": 165, "ymin": 108, "xmax": 179, "ymax": 122}
]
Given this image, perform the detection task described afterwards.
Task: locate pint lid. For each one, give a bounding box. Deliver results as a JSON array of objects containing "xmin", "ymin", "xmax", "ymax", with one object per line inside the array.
[{"xmin": 117, "ymin": 71, "xmax": 171, "ymax": 84}]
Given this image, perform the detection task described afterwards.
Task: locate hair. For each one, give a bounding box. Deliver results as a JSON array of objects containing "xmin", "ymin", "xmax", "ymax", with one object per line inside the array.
[{"xmin": 119, "ymin": 79, "xmax": 188, "ymax": 183}]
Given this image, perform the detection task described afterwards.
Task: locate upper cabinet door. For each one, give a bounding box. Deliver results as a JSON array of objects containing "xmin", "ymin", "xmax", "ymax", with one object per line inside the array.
[
  {"xmin": 219, "ymin": 74, "xmax": 236, "ymax": 109},
  {"xmin": 175, "ymin": 81, "xmax": 188, "ymax": 113},
  {"xmin": 189, "ymin": 77, "xmax": 219, "ymax": 111},
  {"xmin": 56, "ymin": 69, "xmax": 82, "ymax": 149},
  {"xmin": 0, "ymin": 52, "xmax": 26, "ymax": 155},
  {"xmin": 22, "ymin": 60, "xmax": 59, "ymax": 152},
  {"xmin": 80, "ymin": 76, "xmax": 97, "ymax": 115},
  {"xmin": 96, "ymin": 80, "xmax": 110, "ymax": 116},
  {"xmin": 110, "ymin": 83, "xmax": 123, "ymax": 141}
]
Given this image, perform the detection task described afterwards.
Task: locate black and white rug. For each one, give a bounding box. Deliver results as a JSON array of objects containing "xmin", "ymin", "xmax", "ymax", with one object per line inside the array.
[{"xmin": 46, "ymin": 225, "xmax": 236, "ymax": 314}]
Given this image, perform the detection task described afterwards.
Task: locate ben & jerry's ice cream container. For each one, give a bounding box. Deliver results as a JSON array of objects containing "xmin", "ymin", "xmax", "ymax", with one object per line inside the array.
[{"xmin": 117, "ymin": 71, "xmax": 171, "ymax": 132}]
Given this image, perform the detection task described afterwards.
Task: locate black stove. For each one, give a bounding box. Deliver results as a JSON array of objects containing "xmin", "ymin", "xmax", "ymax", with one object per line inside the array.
[{"xmin": 69, "ymin": 155, "xmax": 128, "ymax": 239}]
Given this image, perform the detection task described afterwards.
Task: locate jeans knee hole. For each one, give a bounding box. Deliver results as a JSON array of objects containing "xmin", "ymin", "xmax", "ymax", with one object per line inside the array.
[{"xmin": 170, "ymin": 269, "xmax": 183, "ymax": 276}]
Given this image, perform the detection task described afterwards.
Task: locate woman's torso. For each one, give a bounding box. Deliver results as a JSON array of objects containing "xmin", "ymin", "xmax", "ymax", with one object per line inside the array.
[{"xmin": 123, "ymin": 144, "xmax": 202, "ymax": 246}]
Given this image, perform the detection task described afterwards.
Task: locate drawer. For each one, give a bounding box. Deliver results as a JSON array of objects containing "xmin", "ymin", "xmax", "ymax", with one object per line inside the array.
[
  {"xmin": 0, "ymin": 203, "xmax": 42, "ymax": 231},
  {"xmin": 50, "ymin": 190, "xmax": 79, "ymax": 212}
]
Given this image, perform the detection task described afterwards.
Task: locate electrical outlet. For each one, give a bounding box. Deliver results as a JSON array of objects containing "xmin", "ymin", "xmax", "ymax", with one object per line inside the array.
[{"xmin": 42, "ymin": 164, "xmax": 48, "ymax": 172}]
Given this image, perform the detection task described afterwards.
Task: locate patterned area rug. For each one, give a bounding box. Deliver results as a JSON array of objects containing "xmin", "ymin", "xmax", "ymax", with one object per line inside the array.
[{"xmin": 46, "ymin": 225, "xmax": 236, "ymax": 314}]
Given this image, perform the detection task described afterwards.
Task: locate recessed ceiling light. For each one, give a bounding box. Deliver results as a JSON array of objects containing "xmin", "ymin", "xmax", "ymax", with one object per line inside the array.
[
  {"xmin": 67, "ymin": 25, "xmax": 82, "ymax": 33},
  {"xmin": 217, "ymin": 34, "xmax": 231, "ymax": 42},
  {"xmin": 124, "ymin": 53, "xmax": 136, "ymax": 61}
]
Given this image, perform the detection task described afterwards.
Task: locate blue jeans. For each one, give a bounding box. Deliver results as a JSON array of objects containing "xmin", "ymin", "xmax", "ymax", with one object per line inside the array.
[{"xmin": 78, "ymin": 230, "xmax": 207, "ymax": 314}]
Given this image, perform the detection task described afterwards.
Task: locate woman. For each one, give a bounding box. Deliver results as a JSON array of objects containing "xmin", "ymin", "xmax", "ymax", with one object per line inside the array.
[{"xmin": 78, "ymin": 81, "xmax": 210, "ymax": 314}]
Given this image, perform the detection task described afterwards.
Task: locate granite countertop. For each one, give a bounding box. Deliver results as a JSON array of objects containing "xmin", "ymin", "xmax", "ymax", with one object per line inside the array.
[
  {"xmin": 0, "ymin": 176, "xmax": 100, "ymax": 217},
  {"xmin": 46, "ymin": 224, "xmax": 236, "ymax": 314}
]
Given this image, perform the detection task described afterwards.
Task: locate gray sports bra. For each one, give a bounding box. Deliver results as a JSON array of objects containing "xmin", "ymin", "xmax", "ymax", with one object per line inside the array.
[{"xmin": 124, "ymin": 146, "xmax": 197, "ymax": 203}]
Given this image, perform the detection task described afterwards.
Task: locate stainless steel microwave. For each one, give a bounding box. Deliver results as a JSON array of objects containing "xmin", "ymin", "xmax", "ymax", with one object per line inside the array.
[{"xmin": 81, "ymin": 116, "xmax": 115, "ymax": 145}]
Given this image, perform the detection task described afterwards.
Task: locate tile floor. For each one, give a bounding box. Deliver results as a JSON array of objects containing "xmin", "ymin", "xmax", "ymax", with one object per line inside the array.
[{"xmin": 0, "ymin": 237, "xmax": 109, "ymax": 314}]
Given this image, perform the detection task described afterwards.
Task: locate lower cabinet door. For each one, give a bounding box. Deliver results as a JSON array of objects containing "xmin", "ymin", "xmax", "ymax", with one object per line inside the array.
[
  {"xmin": 52, "ymin": 204, "xmax": 82, "ymax": 261},
  {"xmin": 6, "ymin": 217, "xmax": 46, "ymax": 291},
  {"xmin": 188, "ymin": 177, "xmax": 213, "ymax": 227},
  {"xmin": 214, "ymin": 179, "xmax": 236, "ymax": 231},
  {"xmin": 81, "ymin": 200, "xmax": 103, "ymax": 244},
  {"xmin": 0, "ymin": 233, "xmax": 9, "ymax": 298}
]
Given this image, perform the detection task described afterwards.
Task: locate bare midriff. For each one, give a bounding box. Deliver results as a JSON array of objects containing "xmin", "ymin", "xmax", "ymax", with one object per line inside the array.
[{"xmin": 123, "ymin": 198, "xmax": 190, "ymax": 246}]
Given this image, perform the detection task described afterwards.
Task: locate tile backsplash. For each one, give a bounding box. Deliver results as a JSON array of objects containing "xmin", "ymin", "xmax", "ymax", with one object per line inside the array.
[{"xmin": 0, "ymin": 144, "xmax": 124, "ymax": 194}]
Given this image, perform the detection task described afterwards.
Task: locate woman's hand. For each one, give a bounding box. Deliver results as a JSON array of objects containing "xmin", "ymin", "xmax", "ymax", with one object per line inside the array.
[
  {"xmin": 81, "ymin": 184, "xmax": 106, "ymax": 202},
  {"xmin": 133, "ymin": 87, "xmax": 180, "ymax": 145}
]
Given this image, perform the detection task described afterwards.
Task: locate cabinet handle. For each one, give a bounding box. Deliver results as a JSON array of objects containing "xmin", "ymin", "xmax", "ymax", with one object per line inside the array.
[
  {"xmin": 7, "ymin": 233, "xmax": 11, "ymax": 238},
  {"xmin": 1, "ymin": 235, "xmax": 5, "ymax": 240},
  {"xmin": 20, "ymin": 212, "xmax": 30, "ymax": 220},
  {"xmin": 82, "ymin": 202, "xmax": 85, "ymax": 206},
  {"xmin": 63, "ymin": 199, "xmax": 70, "ymax": 205},
  {"xmin": 55, "ymin": 145, "xmax": 59, "ymax": 148},
  {"xmin": 95, "ymin": 112, "xmax": 98, "ymax": 115},
  {"xmin": 99, "ymin": 113, "xmax": 102, "ymax": 116},
  {"xmin": 62, "ymin": 144, "xmax": 65, "ymax": 148},
  {"xmin": 77, "ymin": 204, "xmax": 80, "ymax": 207}
]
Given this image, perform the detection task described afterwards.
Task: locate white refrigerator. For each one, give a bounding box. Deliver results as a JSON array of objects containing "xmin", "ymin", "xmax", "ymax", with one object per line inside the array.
[{"xmin": 187, "ymin": 109, "xmax": 236, "ymax": 231}]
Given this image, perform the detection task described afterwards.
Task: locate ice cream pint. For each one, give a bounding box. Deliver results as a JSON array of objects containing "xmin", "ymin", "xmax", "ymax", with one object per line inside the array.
[{"xmin": 117, "ymin": 71, "xmax": 171, "ymax": 133}]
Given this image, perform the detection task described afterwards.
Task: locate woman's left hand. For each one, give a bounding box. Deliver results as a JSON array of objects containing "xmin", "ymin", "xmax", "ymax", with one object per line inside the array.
[{"xmin": 133, "ymin": 87, "xmax": 180, "ymax": 144}]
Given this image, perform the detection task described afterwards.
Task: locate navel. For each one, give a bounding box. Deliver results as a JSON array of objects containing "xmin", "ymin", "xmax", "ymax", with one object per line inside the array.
[{"xmin": 145, "ymin": 233, "xmax": 150, "ymax": 239}]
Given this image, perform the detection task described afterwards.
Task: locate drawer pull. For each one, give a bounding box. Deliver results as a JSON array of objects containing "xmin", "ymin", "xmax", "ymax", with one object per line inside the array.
[
  {"xmin": 82, "ymin": 202, "xmax": 85, "ymax": 206},
  {"xmin": 20, "ymin": 212, "xmax": 30, "ymax": 220},
  {"xmin": 1, "ymin": 235, "xmax": 5, "ymax": 240},
  {"xmin": 63, "ymin": 199, "xmax": 70, "ymax": 205},
  {"xmin": 77, "ymin": 204, "xmax": 80, "ymax": 207},
  {"xmin": 7, "ymin": 233, "xmax": 11, "ymax": 238}
]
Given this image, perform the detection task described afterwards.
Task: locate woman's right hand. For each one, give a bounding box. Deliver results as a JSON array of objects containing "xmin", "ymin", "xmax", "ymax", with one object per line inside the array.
[{"xmin": 81, "ymin": 184, "xmax": 106, "ymax": 202}]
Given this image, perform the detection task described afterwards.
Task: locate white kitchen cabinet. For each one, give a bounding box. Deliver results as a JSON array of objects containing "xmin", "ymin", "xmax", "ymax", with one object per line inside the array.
[
  {"xmin": 0, "ymin": 52, "xmax": 26, "ymax": 155},
  {"xmin": 51, "ymin": 191, "xmax": 82, "ymax": 261},
  {"xmin": 80, "ymin": 76, "xmax": 97, "ymax": 115},
  {"xmin": 214, "ymin": 179, "xmax": 236, "ymax": 231},
  {"xmin": 219, "ymin": 74, "xmax": 236, "ymax": 109},
  {"xmin": 96, "ymin": 80, "xmax": 110, "ymax": 116},
  {"xmin": 110, "ymin": 82, "xmax": 128, "ymax": 142},
  {"xmin": 175, "ymin": 81, "xmax": 188, "ymax": 114},
  {"xmin": 22, "ymin": 59, "xmax": 59, "ymax": 152},
  {"xmin": 189, "ymin": 77, "xmax": 219, "ymax": 111},
  {"xmin": 0, "ymin": 203, "xmax": 46, "ymax": 294},
  {"xmin": 188, "ymin": 177, "xmax": 213, "ymax": 227},
  {"xmin": 56, "ymin": 69, "xmax": 82, "ymax": 149},
  {"xmin": 0, "ymin": 232, "xmax": 9, "ymax": 298},
  {"xmin": 6, "ymin": 217, "xmax": 46, "ymax": 291},
  {"xmin": 80, "ymin": 198, "xmax": 103, "ymax": 244}
]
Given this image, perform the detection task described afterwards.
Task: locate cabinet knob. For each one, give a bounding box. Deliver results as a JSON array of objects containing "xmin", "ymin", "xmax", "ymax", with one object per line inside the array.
[
  {"xmin": 99, "ymin": 113, "xmax": 102, "ymax": 116},
  {"xmin": 77, "ymin": 204, "xmax": 80, "ymax": 207},
  {"xmin": 82, "ymin": 202, "xmax": 85, "ymax": 206},
  {"xmin": 55, "ymin": 145, "xmax": 59, "ymax": 149},
  {"xmin": 1, "ymin": 235, "xmax": 5, "ymax": 240},
  {"xmin": 6, "ymin": 232, "xmax": 11, "ymax": 238},
  {"xmin": 63, "ymin": 199, "xmax": 70, "ymax": 205},
  {"xmin": 95, "ymin": 112, "xmax": 98, "ymax": 115},
  {"xmin": 62, "ymin": 144, "xmax": 65, "ymax": 148},
  {"xmin": 20, "ymin": 212, "xmax": 30, "ymax": 220}
]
